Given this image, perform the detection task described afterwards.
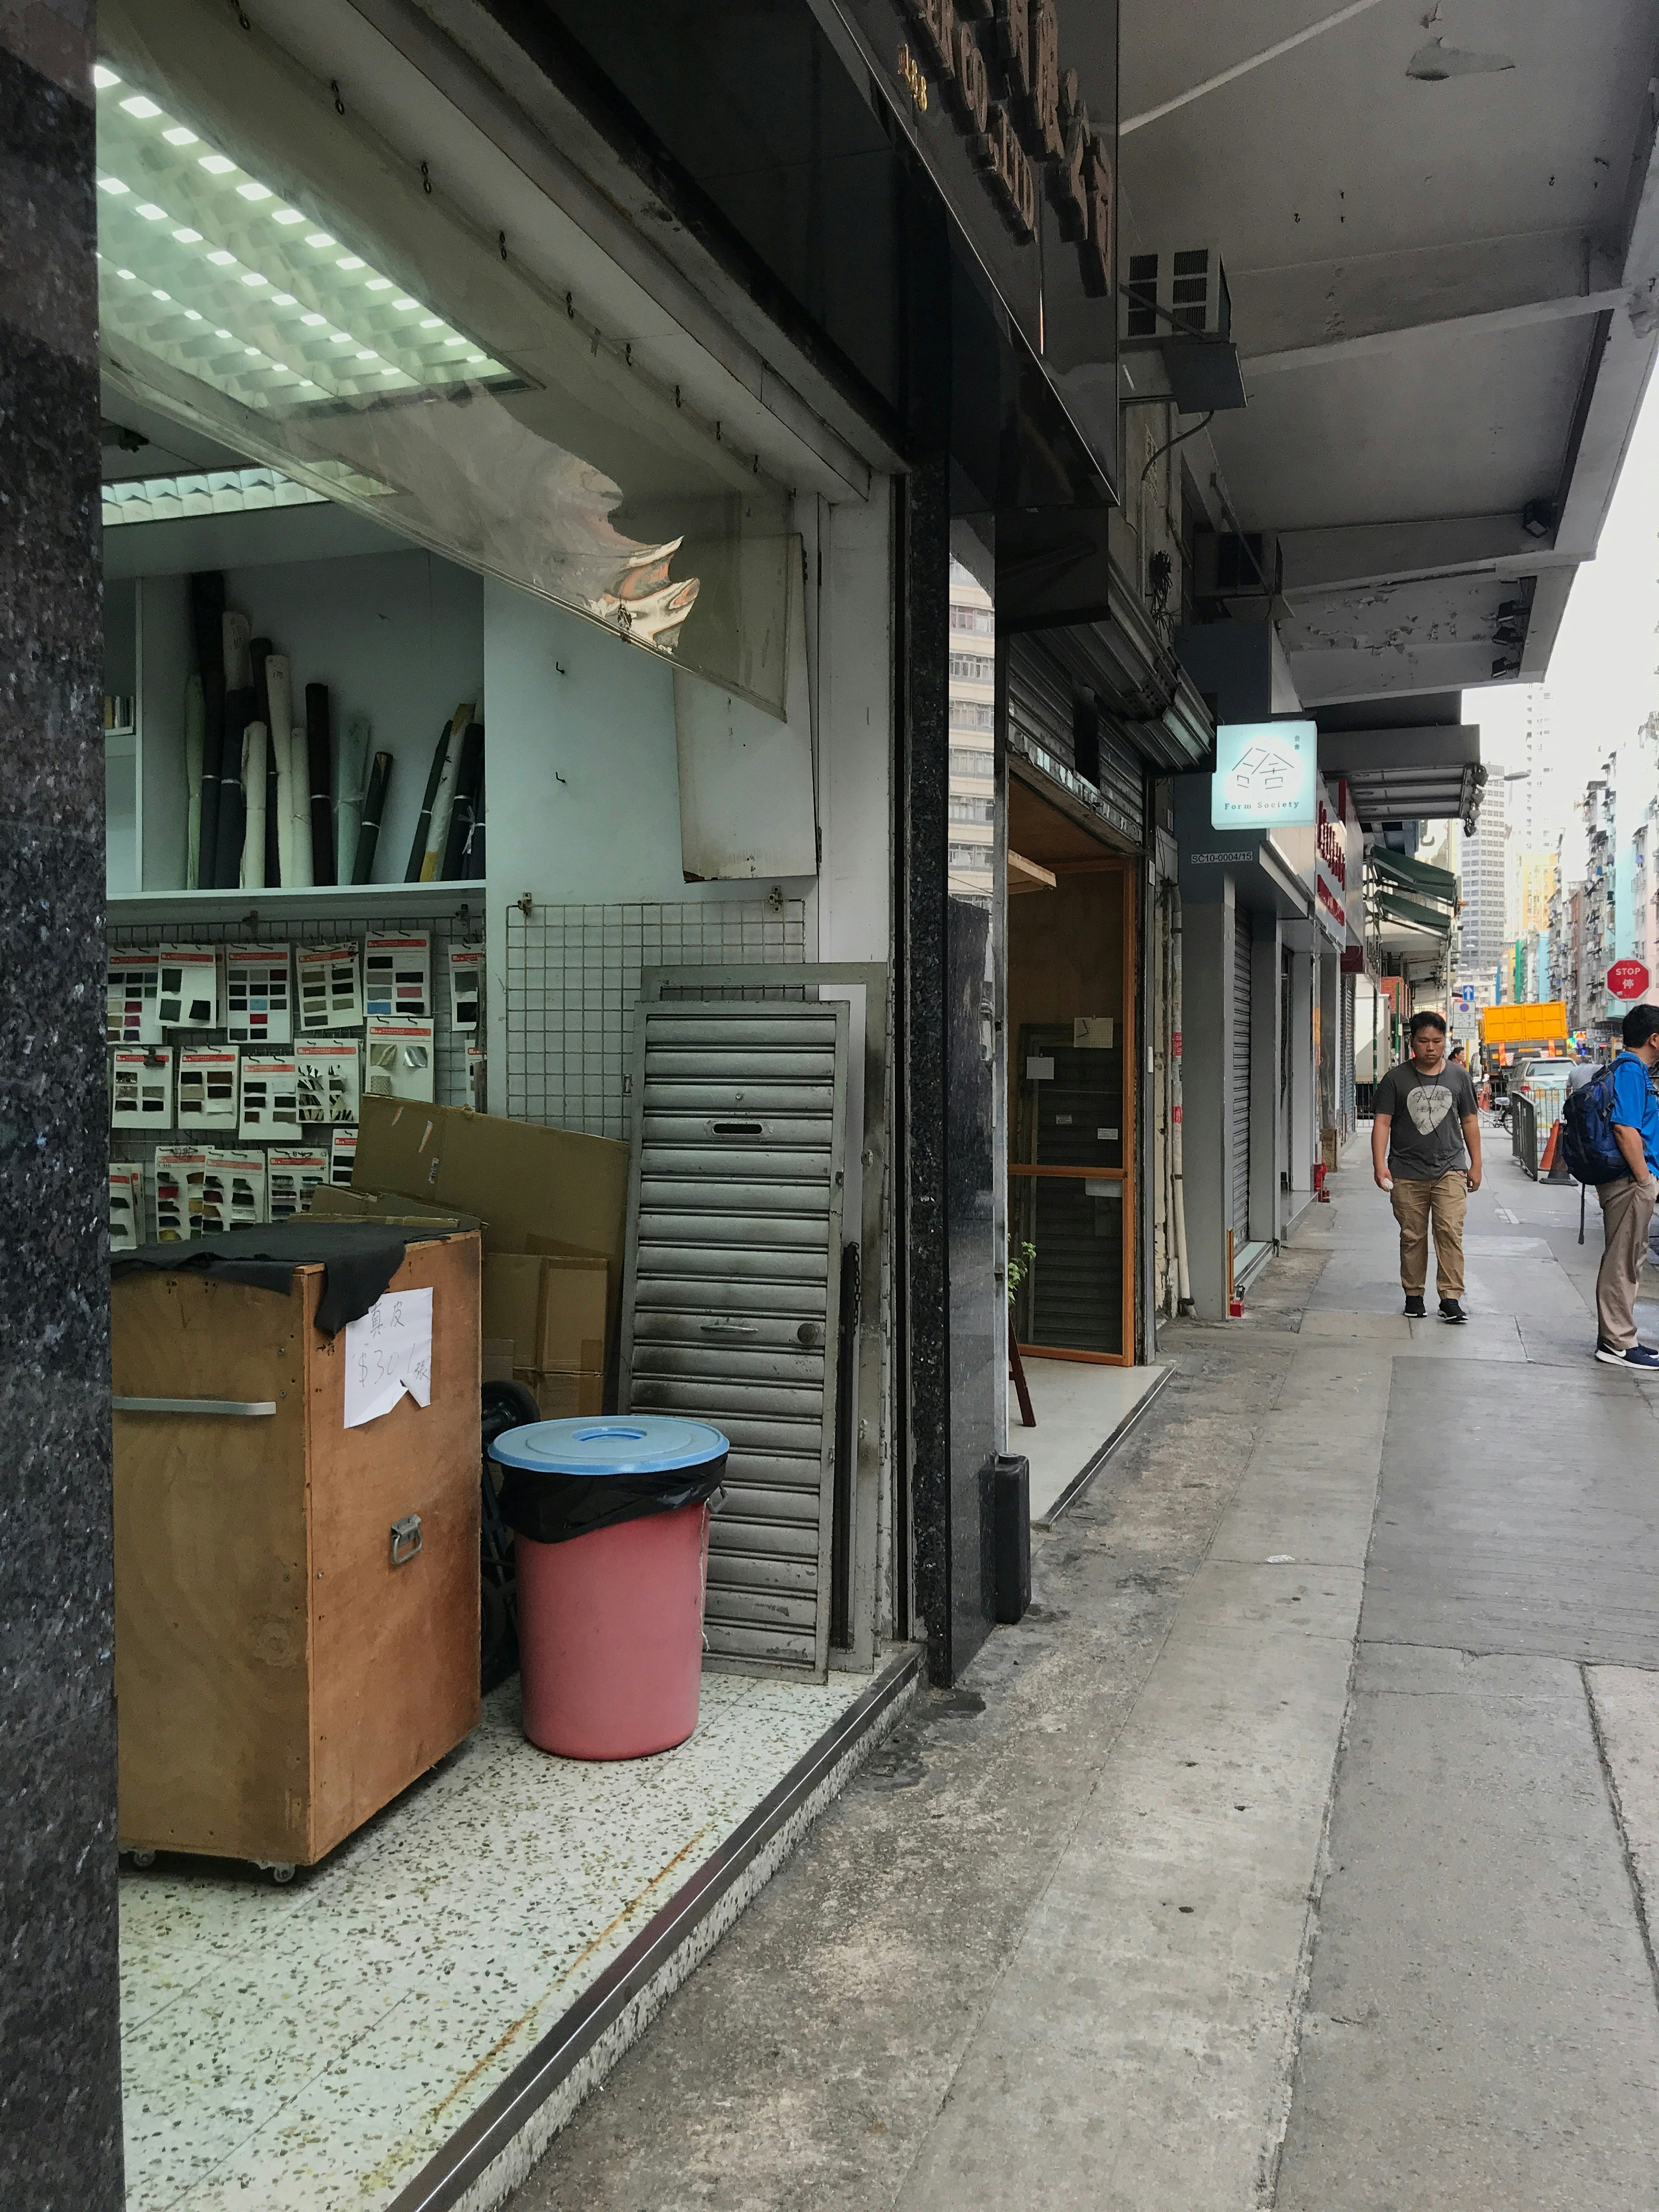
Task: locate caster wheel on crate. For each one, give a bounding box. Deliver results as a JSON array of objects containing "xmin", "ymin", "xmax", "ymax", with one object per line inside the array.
[
  {"xmin": 270, "ymin": 1863, "xmax": 296, "ymax": 1885},
  {"xmin": 131, "ymin": 1850, "xmax": 156, "ymax": 1870}
]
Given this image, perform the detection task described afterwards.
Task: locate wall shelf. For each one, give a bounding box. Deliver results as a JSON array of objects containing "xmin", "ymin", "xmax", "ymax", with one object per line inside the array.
[{"xmin": 108, "ymin": 881, "xmax": 484, "ymax": 926}]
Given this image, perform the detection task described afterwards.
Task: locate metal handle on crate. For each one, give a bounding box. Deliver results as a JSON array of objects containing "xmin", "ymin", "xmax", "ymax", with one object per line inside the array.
[
  {"xmin": 390, "ymin": 1514, "xmax": 423, "ymax": 1567},
  {"xmin": 113, "ymin": 1397, "xmax": 276, "ymax": 1416}
]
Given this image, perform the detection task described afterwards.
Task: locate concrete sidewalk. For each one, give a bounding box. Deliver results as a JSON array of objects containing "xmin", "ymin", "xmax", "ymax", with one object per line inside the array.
[{"xmin": 505, "ymin": 1132, "xmax": 1659, "ymax": 2212}]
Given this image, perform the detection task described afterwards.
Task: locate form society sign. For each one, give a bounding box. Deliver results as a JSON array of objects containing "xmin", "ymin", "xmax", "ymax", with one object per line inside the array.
[{"xmin": 1211, "ymin": 721, "xmax": 1318, "ymax": 830}]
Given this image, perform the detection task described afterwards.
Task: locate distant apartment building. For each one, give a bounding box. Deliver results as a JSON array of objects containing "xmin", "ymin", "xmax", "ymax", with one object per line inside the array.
[
  {"xmin": 1514, "ymin": 850, "xmax": 1558, "ymax": 934},
  {"xmin": 947, "ymin": 559, "xmax": 994, "ymax": 902},
  {"xmin": 1456, "ymin": 772, "xmax": 1507, "ymax": 981}
]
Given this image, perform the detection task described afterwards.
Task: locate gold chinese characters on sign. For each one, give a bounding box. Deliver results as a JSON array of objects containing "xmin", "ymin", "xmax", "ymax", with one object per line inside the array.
[{"xmin": 901, "ymin": 0, "xmax": 1113, "ymax": 294}]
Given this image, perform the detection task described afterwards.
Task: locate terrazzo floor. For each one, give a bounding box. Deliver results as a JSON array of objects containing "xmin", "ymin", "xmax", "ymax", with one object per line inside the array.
[
  {"xmin": 120, "ymin": 1668, "xmax": 871, "ymax": 2211},
  {"xmin": 1012, "ymin": 1358, "xmax": 1171, "ymax": 1520}
]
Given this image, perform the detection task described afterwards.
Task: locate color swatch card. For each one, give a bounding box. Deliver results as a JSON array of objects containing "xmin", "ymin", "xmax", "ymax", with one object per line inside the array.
[
  {"xmin": 153, "ymin": 1146, "xmax": 206, "ymax": 1241},
  {"xmin": 267, "ymin": 1145, "xmax": 330, "ymax": 1220},
  {"xmin": 176, "ymin": 1046, "xmax": 239, "ymax": 1130},
  {"xmin": 297, "ymin": 941, "xmax": 363, "ymax": 1033},
  {"xmin": 201, "ymin": 1148, "xmax": 266, "ymax": 1234},
  {"xmin": 296, "ymin": 1039, "xmax": 360, "ymax": 1126},
  {"xmin": 108, "ymin": 1163, "xmax": 144, "ymax": 1251},
  {"xmin": 224, "ymin": 944, "xmax": 293, "ymax": 1045},
  {"xmin": 106, "ymin": 951, "xmax": 161, "ymax": 1045},
  {"xmin": 156, "ymin": 946, "xmax": 219, "ymax": 1030},
  {"xmin": 466, "ymin": 1040, "xmax": 484, "ymax": 1112},
  {"xmin": 365, "ymin": 1018, "xmax": 435, "ymax": 1103},
  {"xmin": 330, "ymin": 1126, "xmax": 358, "ymax": 1187},
  {"xmin": 365, "ymin": 932, "xmax": 432, "ymax": 1022},
  {"xmin": 238, "ymin": 1052, "xmax": 301, "ymax": 1140},
  {"xmin": 449, "ymin": 945, "xmax": 482, "ymax": 1031},
  {"xmin": 111, "ymin": 1046, "xmax": 174, "ymax": 1128}
]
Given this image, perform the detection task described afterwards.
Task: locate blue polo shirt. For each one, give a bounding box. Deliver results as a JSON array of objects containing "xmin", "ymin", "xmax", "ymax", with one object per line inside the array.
[{"xmin": 1608, "ymin": 1051, "xmax": 1659, "ymax": 1177}]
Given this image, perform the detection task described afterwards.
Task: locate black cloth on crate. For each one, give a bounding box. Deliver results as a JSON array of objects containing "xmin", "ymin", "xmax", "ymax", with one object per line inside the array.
[{"xmin": 111, "ymin": 1220, "xmax": 460, "ymax": 1335}]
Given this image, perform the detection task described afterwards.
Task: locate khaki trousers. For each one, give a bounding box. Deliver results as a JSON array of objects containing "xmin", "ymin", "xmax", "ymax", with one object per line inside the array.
[
  {"xmin": 1595, "ymin": 1173, "xmax": 1657, "ymax": 1351},
  {"xmin": 1390, "ymin": 1170, "xmax": 1467, "ymax": 1298}
]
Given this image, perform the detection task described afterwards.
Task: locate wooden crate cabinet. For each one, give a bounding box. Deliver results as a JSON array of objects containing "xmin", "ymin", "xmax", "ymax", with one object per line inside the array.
[{"xmin": 114, "ymin": 1233, "xmax": 481, "ymax": 1867}]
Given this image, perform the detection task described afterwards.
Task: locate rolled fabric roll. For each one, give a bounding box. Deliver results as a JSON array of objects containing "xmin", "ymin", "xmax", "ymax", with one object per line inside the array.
[
  {"xmin": 240, "ymin": 720, "xmax": 268, "ymax": 890},
  {"xmin": 214, "ymin": 686, "xmax": 253, "ymax": 891},
  {"xmin": 337, "ymin": 711, "xmax": 370, "ymax": 881},
  {"xmin": 405, "ymin": 718, "xmax": 454, "ymax": 881},
  {"xmin": 184, "ymin": 675, "xmax": 205, "ymax": 890},
  {"xmin": 188, "ymin": 572, "xmax": 227, "ymax": 886},
  {"xmin": 270, "ymin": 720, "xmax": 297, "ymax": 888},
  {"xmin": 421, "ymin": 710, "xmax": 467, "ymax": 882},
  {"xmin": 222, "ymin": 611, "xmax": 252, "ymax": 692},
  {"xmin": 260, "ymin": 652, "xmax": 291, "ymax": 887},
  {"xmin": 305, "ymin": 682, "xmax": 336, "ymax": 885},
  {"xmin": 353, "ymin": 750, "xmax": 394, "ymax": 884},
  {"xmin": 286, "ymin": 722, "xmax": 313, "ymax": 889},
  {"xmin": 439, "ymin": 722, "xmax": 485, "ymax": 880}
]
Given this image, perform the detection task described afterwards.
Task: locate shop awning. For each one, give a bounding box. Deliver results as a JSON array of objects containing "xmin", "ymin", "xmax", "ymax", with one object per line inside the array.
[
  {"xmin": 1369, "ymin": 848, "xmax": 1458, "ymax": 901},
  {"xmin": 1373, "ymin": 889, "xmax": 1454, "ymax": 937}
]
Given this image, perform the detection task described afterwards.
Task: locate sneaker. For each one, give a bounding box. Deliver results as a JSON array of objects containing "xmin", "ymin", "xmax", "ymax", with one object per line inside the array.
[
  {"xmin": 1440, "ymin": 1298, "xmax": 1467, "ymax": 1325},
  {"xmin": 1403, "ymin": 1295, "xmax": 1426, "ymax": 1318},
  {"xmin": 1596, "ymin": 1342, "xmax": 1659, "ymax": 1368}
]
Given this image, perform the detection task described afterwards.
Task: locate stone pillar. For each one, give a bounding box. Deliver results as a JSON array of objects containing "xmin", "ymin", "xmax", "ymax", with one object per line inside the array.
[{"xmin": 0, "ymin": 10, "xmax": 123, "ymax": 2203}]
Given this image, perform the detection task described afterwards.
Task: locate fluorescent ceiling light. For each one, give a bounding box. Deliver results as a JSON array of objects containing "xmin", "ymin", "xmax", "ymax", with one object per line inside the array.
[
  {"xmin": 95, "ymin": 65, "xmax": 510, "ymax": 412},
  {"xmin": 93, "ymin": 65, "xmax": 121, "ymax": 89},
  {"xmin": 120, "ymin": 94, "xmax": 161, "ymax": 118}
]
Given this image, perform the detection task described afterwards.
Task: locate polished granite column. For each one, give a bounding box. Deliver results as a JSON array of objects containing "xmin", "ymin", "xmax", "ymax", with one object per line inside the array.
[{"xmin": 0, "ymin": 8, "xmax": 124, "ymax": 2205}]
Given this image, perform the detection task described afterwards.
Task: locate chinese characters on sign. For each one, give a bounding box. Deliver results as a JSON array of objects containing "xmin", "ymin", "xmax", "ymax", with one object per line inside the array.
[
  {"xmin": 1211, "ymin": 721, "xmax": 1319, "ymax": 831},
  {"xmin": 899, "ymin": 0, "xmax": 1113, "ymax": 290},
  {"xmin": 343, "ymin": 1286, "xmax": 434, "ymax": 1429}
]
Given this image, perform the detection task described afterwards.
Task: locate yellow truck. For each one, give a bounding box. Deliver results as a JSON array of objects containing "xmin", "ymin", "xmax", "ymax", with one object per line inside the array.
[{"xmin": 1478, "ymin": 1000, "xmax": 1568, "ymax": 1070}]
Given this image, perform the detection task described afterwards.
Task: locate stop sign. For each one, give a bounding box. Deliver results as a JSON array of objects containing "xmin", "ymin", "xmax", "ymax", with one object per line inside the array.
[{"xmin": 1607, "ymin": 959, "xmax": 1650, "ymax": 999}]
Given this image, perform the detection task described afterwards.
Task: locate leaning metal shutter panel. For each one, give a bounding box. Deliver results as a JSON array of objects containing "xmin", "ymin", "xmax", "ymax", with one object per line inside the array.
[
  {"xmin": 1232, "ymin": 912, "xmax": 1252, "ymax": 1239},
  {"xmin": 619, "ymin": 1002, "xmax": 848, "ymax": 1679}
]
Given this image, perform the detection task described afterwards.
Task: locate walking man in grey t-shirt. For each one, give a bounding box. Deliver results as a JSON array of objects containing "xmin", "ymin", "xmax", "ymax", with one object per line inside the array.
[{"xmin": 1370, "ymin": 1008, "xmax": 1483, "ymax": 1323}]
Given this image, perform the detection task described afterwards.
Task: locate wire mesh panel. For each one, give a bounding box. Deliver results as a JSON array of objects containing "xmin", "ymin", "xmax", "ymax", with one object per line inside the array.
[{"xmin": 504, "ymin": 898, "xmax": 808, "ymax": 1141}]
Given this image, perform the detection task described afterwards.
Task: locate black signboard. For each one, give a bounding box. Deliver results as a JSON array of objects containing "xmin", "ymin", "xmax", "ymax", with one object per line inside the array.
[{"xmin": 822, "ymin": 0, "xmax": 1120, "ymax": 499}]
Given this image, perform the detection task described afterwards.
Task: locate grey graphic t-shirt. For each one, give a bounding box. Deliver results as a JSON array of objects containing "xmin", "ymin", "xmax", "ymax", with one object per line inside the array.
[{"xmin": 1374, "ymin": 1060, "xmax": 1480, "ymax": 1180}]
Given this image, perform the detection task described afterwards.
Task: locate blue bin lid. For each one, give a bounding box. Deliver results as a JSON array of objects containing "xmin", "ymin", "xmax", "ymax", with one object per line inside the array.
[{"xmin": 489, "ymin": 1414, "xmax": 729, "ymax": 1477}]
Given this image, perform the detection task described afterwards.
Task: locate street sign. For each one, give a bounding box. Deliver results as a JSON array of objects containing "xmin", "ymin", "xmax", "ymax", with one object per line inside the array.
[
  {"xmin": 1457, "ymin": 984, "xmax": 1476, "ymax": 1006},
  {"xmin": 1607, "ymin": 960, "xmax": 1650, "ymax": 1000},
  {"xmin": 1211, "ymin": 721, "xmax": 1318, "ymax": 830}
]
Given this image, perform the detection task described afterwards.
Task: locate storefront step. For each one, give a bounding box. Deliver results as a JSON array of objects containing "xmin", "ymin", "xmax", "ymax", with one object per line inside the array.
[{"xmin": 119, "ymin": 1651, "xmax": 919, "ymax": 2212}]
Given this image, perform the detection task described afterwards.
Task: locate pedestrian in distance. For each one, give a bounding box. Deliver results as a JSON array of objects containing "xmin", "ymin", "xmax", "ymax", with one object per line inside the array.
[
  {"xmin": 1581, "ymin": 1004, "xmax": 1659, "ymax": 1368},
  {"xmin": 1370, "ymin": 1009, "xmax": 1482, "ymax": 1322}
]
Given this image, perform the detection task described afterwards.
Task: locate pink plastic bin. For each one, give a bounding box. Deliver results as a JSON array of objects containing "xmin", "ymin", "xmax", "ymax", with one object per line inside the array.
[{"xmin": 515, "ymin": 1503, "xmax": 712, "ymax": 1759}]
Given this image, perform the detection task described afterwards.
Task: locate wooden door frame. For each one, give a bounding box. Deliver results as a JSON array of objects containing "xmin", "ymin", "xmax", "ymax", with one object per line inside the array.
[{"xmin": 1011, "ymin": 857, "xmax": 1138, "ymax": 1367}]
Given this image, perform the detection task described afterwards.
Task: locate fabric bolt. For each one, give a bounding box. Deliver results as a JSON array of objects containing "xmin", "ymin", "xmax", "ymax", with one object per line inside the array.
[
  {"xmin": 1373, "ymin": 1059, "xmax": 1480, "ymax": 1179},
  {"xmin": 1595, "ymin": 1172, "xmax": 1657, "ymax": 1352},
  {"xmin": 1608, "ymin": 1052, "xmax": 1659, "ymax": 1176},
  {"xmin": 1390, "ymin": 1169, "xmax": 1467, "ymax": 1298}
]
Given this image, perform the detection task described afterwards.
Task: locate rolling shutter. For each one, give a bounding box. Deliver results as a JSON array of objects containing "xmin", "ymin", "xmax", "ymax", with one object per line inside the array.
[
  {"xmin": 619, "ymin": 1002, "xmax": 848, "ymax": 1679},
  {"xmin": 1232, "ymin": 912, "xmax": 1252, "ymax": 1239}
]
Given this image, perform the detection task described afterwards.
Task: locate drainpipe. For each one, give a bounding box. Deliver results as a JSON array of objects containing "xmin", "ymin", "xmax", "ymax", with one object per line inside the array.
[{"xmin": 1170, "ymin": 885, "xmax": 1193, "ymax": 1311}]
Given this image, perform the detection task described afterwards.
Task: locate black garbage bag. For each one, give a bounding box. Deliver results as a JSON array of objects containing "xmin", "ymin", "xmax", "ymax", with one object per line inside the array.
[{"xmin": 494, "ymin": 1451, "xmax": 726, "ymax": 1544}]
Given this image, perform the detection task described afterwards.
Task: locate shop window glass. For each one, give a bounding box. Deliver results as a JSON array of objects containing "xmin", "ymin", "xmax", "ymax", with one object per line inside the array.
[{"xmin": 94, "ymin": 9, "xmax": 791, "ymax": 714}]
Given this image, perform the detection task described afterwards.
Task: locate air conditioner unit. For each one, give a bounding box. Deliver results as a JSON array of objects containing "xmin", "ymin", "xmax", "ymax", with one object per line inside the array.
[
  {"xmin": 1193, "ymin": 530, "xmax": 1282, "ymax": 612},
  {"xmin": 1122, "ymin": 245, "xmax": 1232, "ymax": 343}
]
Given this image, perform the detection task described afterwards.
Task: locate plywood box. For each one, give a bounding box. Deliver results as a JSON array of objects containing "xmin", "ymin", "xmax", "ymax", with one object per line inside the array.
[{"xmin": 113, "ymin": 1233, "xmax": 482, "ymax": 1868}]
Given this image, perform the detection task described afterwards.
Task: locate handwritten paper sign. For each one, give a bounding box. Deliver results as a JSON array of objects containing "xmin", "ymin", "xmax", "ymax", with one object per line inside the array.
[{"xmin": 343, "ymin": 1287, "xmax": 433, "ymax": 1429}]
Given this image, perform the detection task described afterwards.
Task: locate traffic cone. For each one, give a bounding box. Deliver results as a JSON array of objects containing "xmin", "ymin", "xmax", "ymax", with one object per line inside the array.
[{"xmin": 1541, "ymin": 1119, "xmax": 1575, "ymax": 1184}]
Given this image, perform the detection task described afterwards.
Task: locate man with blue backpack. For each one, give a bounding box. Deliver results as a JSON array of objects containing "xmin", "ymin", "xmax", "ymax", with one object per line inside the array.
[{"xmin": 1560, "ymin": 1003, "xmax": 1659, "ymax": 1368}]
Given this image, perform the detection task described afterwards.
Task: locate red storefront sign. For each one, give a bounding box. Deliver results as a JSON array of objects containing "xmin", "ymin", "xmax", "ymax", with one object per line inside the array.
[{"xmin": 1607, "ymin": 959, "xmax": 1650, "ymax": 1000}]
